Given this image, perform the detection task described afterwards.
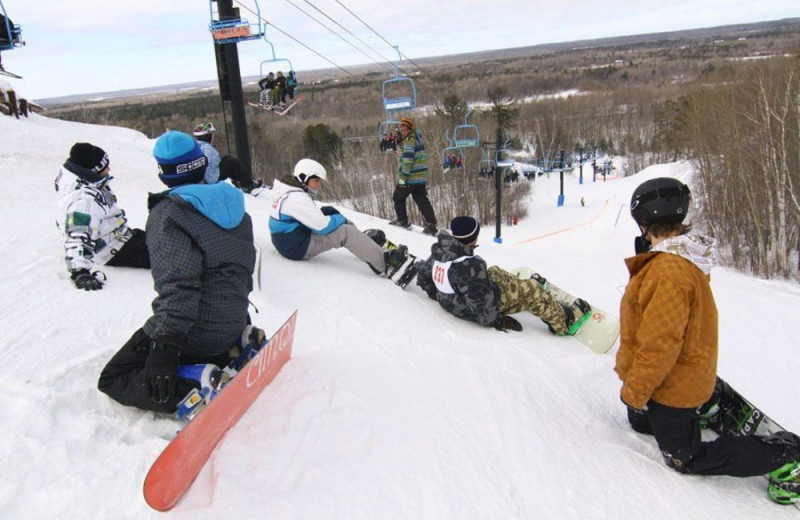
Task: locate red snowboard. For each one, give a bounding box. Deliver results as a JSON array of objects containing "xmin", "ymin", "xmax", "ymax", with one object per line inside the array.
[{"xmin": 143, "ymin": 310, "xmax": 298, "ymax": 511}]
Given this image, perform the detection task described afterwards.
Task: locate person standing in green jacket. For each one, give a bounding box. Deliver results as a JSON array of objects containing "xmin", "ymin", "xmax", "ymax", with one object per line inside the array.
[{"xmin": 390, "ymin": 117, "xmax": 438, "ymax": 236}]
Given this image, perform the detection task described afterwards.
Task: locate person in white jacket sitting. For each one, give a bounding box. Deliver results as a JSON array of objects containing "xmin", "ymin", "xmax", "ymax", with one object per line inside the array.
[
  {"xmin": 55, "ymin": 143, "xmax": 149, "ymax": 291},
  {"xmin": 269, "ymin": 158, "xmax": 408, "ymax": 276}
]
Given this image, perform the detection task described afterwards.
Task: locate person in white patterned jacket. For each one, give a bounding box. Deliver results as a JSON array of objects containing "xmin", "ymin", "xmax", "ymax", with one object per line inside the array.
[{"xmin": 55, "ymin": 143, "xmax": 150, "ymax": 291}]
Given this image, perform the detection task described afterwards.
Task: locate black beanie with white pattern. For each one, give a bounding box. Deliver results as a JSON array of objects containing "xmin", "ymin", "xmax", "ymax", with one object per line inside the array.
[
  {"xmin": 64, "ymin": 143, "xmax": 110, "ymax": 183},
  {"xmin": 450, "ymin": 216, "xmax": 480, "ymax": 246}
]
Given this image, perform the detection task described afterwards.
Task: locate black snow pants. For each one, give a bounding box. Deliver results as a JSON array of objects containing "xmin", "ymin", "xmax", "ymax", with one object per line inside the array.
[
  {"xmin": 220, "ymin": 155, "xmax": 256, "ymax": 189},
  {"xmin": 98, "ymin": 328, "xmax": 231, "ymax": 414},
  {"xmin": 106, "ymin": 228, "xmax": 150, "ymax": 269},
  {"xmin": 627, "ymin": 394, "xmax": 799, "ymax": 477},
  {"xmin": 392, "ymin": 183, "xmax": 436, "ymax": 227}
]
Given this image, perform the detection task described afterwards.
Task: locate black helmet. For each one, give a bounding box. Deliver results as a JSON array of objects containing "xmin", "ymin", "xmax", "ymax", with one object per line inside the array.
[{"xmin": 630, "ymin": 177, "xmax": 691, "ymax": 226}]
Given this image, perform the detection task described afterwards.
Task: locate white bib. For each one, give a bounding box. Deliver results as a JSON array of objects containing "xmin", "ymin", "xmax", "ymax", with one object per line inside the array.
[{"xmin": 432, "ymin": 256, "xmax": 469, "ymax": 294}]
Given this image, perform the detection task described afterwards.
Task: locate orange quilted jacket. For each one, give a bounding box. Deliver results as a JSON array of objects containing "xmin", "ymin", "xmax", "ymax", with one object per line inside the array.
[{"xmin": 615, "ymin": 249, "xmax": 718, "ymax": 410}]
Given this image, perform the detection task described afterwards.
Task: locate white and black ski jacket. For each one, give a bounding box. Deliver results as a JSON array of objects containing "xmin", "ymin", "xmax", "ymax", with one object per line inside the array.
[{"xmin": 55, "ymin": 166, "xmax": 132, "ymax": 272}]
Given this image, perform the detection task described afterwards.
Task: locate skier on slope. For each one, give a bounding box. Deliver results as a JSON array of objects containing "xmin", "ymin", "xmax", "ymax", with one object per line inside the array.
[
  {"xmin": 55, "ymin": 143, "xmax": 150, "ymax": 291},
  {"xmin": 191, "ymin": 122, "xmax": 265, "ymax": 193},
  {"xmin": 616, "ymin": 177, "xmax": 800, "ymax": 505},
  {"xmin": 416, "ymin": 216, "xmax": 591, "ymax": 334},
  {"xmin": 98, "ymin": 131, "xmax": 263, "ymax": 417},
  {"xmin": 269, "ymin": 158, "xmax": 410, "ymax": 276}
]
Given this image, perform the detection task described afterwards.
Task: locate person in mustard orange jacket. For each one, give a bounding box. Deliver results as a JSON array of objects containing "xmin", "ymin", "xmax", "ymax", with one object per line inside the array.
[{"xmin": 616, "ymin": 177, "xmax": 800, "ymax": 505}]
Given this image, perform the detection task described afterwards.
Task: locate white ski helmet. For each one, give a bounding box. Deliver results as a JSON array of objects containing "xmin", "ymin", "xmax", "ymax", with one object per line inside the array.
[{"xmin": 293, "ymin": 158, "xmax": 327, "ymax": 184}]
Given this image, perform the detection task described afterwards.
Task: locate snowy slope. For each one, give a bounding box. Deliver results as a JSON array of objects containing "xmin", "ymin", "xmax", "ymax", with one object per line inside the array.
[{"xmin": 0, "ymin": 113, "xmax": 798, "ymax": 520}]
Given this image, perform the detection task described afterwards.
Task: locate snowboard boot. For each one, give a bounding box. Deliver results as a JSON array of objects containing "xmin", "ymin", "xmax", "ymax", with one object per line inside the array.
[
  {"xmin": 422, "ymin": 223, "xmax": 438, "ymax": 236},
  {"xmin": 384, "ymin": 244, "xmax": 410, "ymax": 278},
  {"xmin": 549, "ymin": 298, "xmax": 592, "ymax": 335},
  {"xmin": 768, "ymin": 461, "xmax": 800, "ymax": 505},
  {"xmin": 228, "ymin": 325, "xmax": 267, "ymax": 373},
  {"xmin": 389, "ymin": 219, "xmax": 411, "ymax": 229},
  {"xmin": 175, "ymin": 364, "xmax": 224, "ymax": 420},
  {"xmin": 529, "ymin": 272, "xmax": 548, "ymax": 287},
  {"xmin": 697, "ymin": 379, "xmax": 723, "ymax": 431},
  {"xmin": 364, "ymin": 228, "xmax": 387, "ymax": 247},
  {"xmin": 241, "ymin": 179, "xmax": 265, "ymax": 194}
]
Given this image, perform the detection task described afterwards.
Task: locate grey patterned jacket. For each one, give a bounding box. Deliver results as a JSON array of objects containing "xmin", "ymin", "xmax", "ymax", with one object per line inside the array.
[
  {"xmin": 142, "ymin": 183, "xmax": 255, "ymax": 356},
  {"xmin": 417, "ymin": 231, "xmax": 502, "ymax": 327}
]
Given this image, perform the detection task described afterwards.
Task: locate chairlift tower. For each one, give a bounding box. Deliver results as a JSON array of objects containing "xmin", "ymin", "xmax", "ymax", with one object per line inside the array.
[
  {"xmin": 492, "ymin": 130, "xmax": 513, "ymax": 243},
  {"xmin": 209, "ymin": 0, "xmax": 256, "ymax": 177}
]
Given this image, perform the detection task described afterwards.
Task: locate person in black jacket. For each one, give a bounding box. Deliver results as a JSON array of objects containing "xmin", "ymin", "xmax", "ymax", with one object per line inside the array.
[
  {"xmin": 98, "ymin": 131, "xmax": 259, "ymax": 415},
  {"xmin": 258, "ymin": 72, "xmax": 276, "ymax": 106},
  {"xmin": 416, "ymin": 216, "xmax": 589, "ymax": 334}
]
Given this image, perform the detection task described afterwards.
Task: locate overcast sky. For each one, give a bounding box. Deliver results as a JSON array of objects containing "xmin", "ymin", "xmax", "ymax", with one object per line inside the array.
[{"xmin": 3, "ymin": 1, "xmax": 798, "ymax": 100}]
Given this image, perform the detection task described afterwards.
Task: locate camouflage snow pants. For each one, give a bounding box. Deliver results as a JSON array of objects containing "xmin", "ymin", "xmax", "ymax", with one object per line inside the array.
[{"xmin": 487, "ymin": 266, "xmax": 569, "ymax": 334}]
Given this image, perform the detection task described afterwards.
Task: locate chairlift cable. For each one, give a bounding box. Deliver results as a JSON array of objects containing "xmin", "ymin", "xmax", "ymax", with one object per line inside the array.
[
  {"xmin": 233, "ymin": 0, "xmax": 358, "ymax": 78},
  {"xmin": 299, "ymin": 0, "xmax": 395, "ymax": 66},
  {"xmin": 332, "ymin": 0, "xmax": 426, "ymax": 77},
  {"xmin": 397, "ymin": 51, "xmax": 425, "ymax": 74},
  {"xmin": 279, "ymin": 0, "xmax": 393, "ymax": 72},
  {"xmin": 332, "ymin": 0, "xmax": 393, "ymax": 50}
]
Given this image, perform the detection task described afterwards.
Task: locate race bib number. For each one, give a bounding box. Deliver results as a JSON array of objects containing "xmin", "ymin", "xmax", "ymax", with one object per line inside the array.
[{"xmin": 432, "ymin": 260, "xmax": 455, "ymax": 294}]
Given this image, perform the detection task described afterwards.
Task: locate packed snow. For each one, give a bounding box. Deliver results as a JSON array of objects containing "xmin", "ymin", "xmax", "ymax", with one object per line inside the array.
[{"xmin": 0, "ymin": 113, "xmax": 798, "ymax": 519}]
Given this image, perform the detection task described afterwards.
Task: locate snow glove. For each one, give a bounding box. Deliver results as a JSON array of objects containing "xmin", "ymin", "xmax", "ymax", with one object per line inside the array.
[
  {"xmin": 494, "ymin": 315, "xmax": 523, "ymax": 332},
  {"xmin": 70, "ymin": 268, "xmax": 105, "ymax": 291},
  {"xmin": 144, "ymin": 335, "xmax": 183, "ymax": 404}
]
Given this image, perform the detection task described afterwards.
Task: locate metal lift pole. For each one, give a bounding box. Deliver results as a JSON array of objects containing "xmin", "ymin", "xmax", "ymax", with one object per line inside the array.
[
  {"xmin": 216, "ymin": 0, "xmax": 252, "ymax": 174},
  {"xmin": 494, "ymin": 126, "xmax": 503, "ymax": 243}
]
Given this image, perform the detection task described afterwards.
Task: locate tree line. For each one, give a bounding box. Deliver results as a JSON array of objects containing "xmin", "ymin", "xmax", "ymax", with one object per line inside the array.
[{"xmin": 47, "ymin": 23, "xmax": 800, "ymax": 278}]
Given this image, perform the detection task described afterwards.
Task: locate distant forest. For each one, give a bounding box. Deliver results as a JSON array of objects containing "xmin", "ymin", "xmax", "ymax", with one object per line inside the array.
[{"xmin": 49, "ymin": 20, "xmax": 800, "ymax": 279}]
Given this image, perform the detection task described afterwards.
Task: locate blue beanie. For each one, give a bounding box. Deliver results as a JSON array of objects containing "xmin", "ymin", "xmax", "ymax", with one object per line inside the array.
[{"xmin": 153, "ymin": 131, "xmax": 208, "ymax": 187}]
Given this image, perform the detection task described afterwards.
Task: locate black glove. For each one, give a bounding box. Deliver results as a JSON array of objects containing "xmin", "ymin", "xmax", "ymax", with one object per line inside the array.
[
  {"xmin": 70, "ymin": 269, "xmax": 104, "ymax": 291},
  {"xmin": 320, "ymin": 205, "xmax": 341, "ymax": 216},
  {"xmin": 494, "ymin": 315, "xmax": 522, "ymax": 332},
  {"xmin": 143, "ymin": 335, "xmax": 183, "ymax": 404}
]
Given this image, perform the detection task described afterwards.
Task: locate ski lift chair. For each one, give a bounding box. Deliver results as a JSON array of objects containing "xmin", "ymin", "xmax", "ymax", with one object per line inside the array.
[
  {"xmin": 452, "ymin": 108, "xmax": 480, "ymax": 148},
  {"xmin": 378, "ymin": 119, "xmax": 401, "ymax": 151},
  {"xmin": 494, "ymin": 132, "xmax": 514, "ymax": 169},
  {"xmin": 496, "ymin": 151, "xmax": 513, "ymax": 169},
  {"xmin": 259, "ymin": 35, "xmax": 295, "ymax": 88},
  {"xmin": 0, "ymin": 1, "xmax": 22, "ymax": 51},
  {"xmin": 208, "ymin": 0, "xmax": 265, "ymax": 44},
  {"xmin": 382, "ymin": 77, "xmax": 417, "ymax": 113},
  {"xmin": 441, "ymin": 146, "xmax": 464, "ymax": 171},
  {"xmin": 453, "ymin": 126, "xmax": 480, "ymax": 148},
  {"xmin": 440, "ymin": 129, "xmax": 465, "ymax": 171},
  {"xmin": 477, "ymin": 158, "xmax": 497, "ymax": 178}
]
